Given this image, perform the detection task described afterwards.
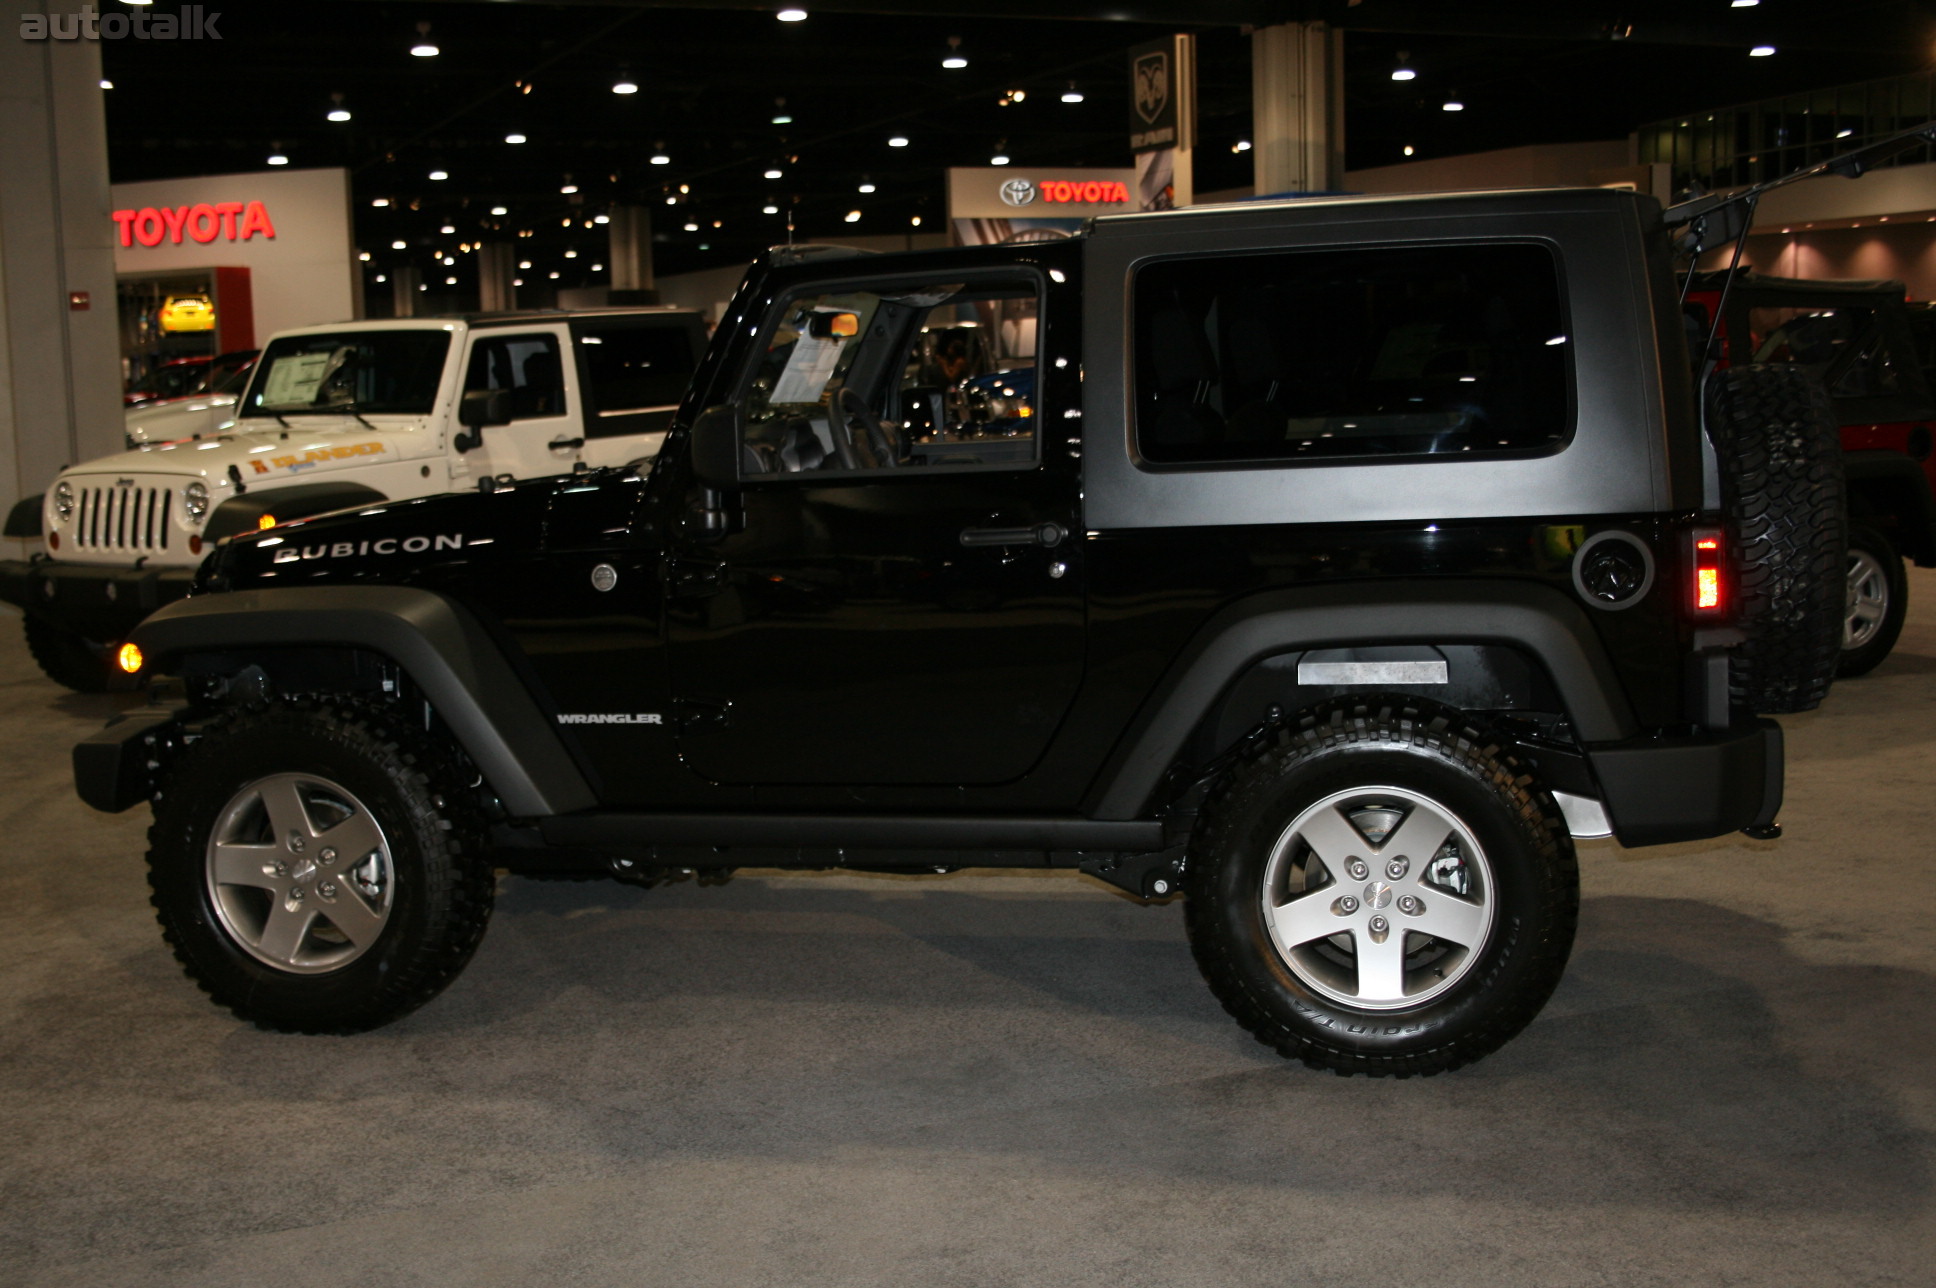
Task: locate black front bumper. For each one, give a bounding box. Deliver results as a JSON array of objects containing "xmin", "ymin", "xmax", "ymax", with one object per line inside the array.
[
  {"xmin": 1586, "ymin": 719, "xmax": 1783, "ymax": 847},
  {"xmin": 0, "ymin": 558, "xmax": 196, "ymax": 643}
]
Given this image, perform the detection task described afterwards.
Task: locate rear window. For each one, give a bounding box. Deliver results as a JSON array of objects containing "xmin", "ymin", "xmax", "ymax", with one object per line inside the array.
[
  {"xmin": 241, "ymin": 330, "xmax": 450, "ymax": 417},
  {"xmin": 1133, "ymin": 242, "xmax": 1571, "ymax": 465}
]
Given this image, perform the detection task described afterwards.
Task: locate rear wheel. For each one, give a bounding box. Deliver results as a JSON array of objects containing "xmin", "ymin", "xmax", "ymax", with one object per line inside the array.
[
  {"xmin": 22, "ymin": 614, "xmax": 111, "ymax": 692},
  {"xmin": 147, "ymin": 699, "xmax": 494, "ymax": 1033},
  {"xmin": 1838, "ymin": 523, "xmax": 1907, "ymax": 678},
  {"xmin": 1704, "ymin": 364, "xmax": 1846, "ymax": 713},
  {"xmin": 1185, "ymin": 698, "xmax": 1577, "ymax": 1077}
]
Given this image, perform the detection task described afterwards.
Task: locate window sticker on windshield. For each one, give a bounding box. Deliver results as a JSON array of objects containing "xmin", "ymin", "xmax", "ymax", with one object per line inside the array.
[
  {"xmin": 770, "ymin": 334, "xmax": 846, "ymax": 405},
  {"xmin": 259, "ymin": 350, "xmax": 337, "ymax": 406}
]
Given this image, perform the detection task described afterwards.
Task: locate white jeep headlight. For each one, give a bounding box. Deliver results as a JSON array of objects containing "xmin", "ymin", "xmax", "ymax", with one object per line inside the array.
[
  {"xmin": 53, "ymin": 480, "xmax": 74, "ymax": 521},
  {"xmin": 183, "ymin": 480, "xmax": 210, "ymax": 520}
]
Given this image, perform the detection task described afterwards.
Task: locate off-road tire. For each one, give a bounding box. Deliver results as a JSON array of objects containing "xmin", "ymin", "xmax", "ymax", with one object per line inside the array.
[
  {"xmin": 1184, "ymin": 697, "xmax": 1578, "ymax": 1077},
  {"xmin": 22, "ymin": 614, "xmax": 111, "ymax": 693},
  {"xmin": 1838, "ymin": 523, "xmax": 1907, "ymax": 678},
  {"xmin": 1704, "ymin": 364, "xmax": 1846, "ymax": 713},
  {"xmin": 147, "ymin": 698, "xmax": 494, "ymax": 1033}
]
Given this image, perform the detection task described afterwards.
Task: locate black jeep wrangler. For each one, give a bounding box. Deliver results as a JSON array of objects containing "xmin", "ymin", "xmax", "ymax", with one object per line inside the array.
[{"xmin": 75, "ymin": 187, "xmax": 1845, "ymax": 1076}]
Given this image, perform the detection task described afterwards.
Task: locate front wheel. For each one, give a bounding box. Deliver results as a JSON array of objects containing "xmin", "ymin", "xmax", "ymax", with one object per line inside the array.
[
  {"xmin": 22, "ymin": 614, "xmax": 111, "ymax": 692},
  {"xmin": 1185, "ymin": 698, "xmax": 1578, "ymax": 1077},
  {"xmin": 1838, "ymin": 524, "xmax": 1907, "ymax": 678},
  {"xmin": 147, "ymin": 699, "xmax": 495, "ymax": 1033}
]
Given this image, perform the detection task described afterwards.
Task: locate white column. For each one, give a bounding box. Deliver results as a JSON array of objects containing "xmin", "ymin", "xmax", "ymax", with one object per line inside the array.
[
  {"xmin": 0, "ymin": 17, "xmax": 121, "ymax": 548},
  {"xmin": 1251, "ymin": 21, "xmax": 1345, "ymax": 197}
]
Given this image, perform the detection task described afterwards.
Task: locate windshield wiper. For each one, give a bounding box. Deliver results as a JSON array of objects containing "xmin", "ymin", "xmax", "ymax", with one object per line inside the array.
[{"xmin": 265, "ymin": 404, "xmax": 379, "ymax": 430}]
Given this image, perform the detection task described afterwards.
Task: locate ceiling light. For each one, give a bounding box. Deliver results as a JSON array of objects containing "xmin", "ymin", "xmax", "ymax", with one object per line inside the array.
[
  {"xmin": 773, "ymin": 114, "xmax": 793, "ymax": 124},
  {"xmin": 1061, "ymin": 83, "xmax": 1084, "ymax": 103},
  {"xmin": 375, "ymin": 274, "xmax": 387, "ymax": 283},
  {"xmin": 712, "ymin": 220, "xmax": 723, "ymax": 228},
  {"xmin": 505, "ymin": 133, "xmax": 527, "ymax": 144},
  {"xmin": 391, "ymin": 239, "xmax": 408, "ymax": 249},
  {"xmin": 910, "ymin": 216, "xmax": 922, "ymax": 227},
  {"xmin": 942, "ymin": 36, "xmax": 967, "ymax": 69},
  {"xmin": 889, "ymin": 135, "xmax": 909, "ymax": 148},
  {"xmin": 613, "ymin": 79, "xmax": 638, "ymax": 95},
  {"xmin": 1836, "ymin": 128, "xmax": 1854, "ymax": 138},
  {"xmin": 1391, "ymin": 52, "xmax": 1415, "ymax": 81},
  {"xmin": 763, "ymin": 204, "xmax": 779, "ymax": 214},
  {"xmin": 442, "ymin": 256, "xmax": 455, "ymax": 265},
  {"xmin": 419, "ymin": 284, "xmax": 428, "ymax": 291},
  {"xmin": 1442, "ymin": 97, "xmax": 1464, "ymax": 112},
  {"xmin": 594, "ymin": 213, "xmax": 609, "ymax": 224},
  {"xmin": 519, "ymin": 260, "xmax": 532, "ymax": 269},
  {"xmin": 1731, "ymin": 1, "xmax": 1759, "ymax": 7},
  {"xmin": 666, "ymin": 196, "xmax": 677, "ymax": 205},
  {"xmin": 591, "ymin": 264, "xmax": 603, "ymax": 272},
  {"xmin": 410, "ymin": 22, "xmax": 438, "ymax": 57},
  {"xmin": 764, "ymin": 167, "xmax": 784, "ymax": 179},
  {"xmin": 491, "ymin": 206, "xmax": 508, "ymax": 216},
  {"xmin": 858, "ymin": 178, "xmax": 876, "ymax": 193},
  {"xmin": 683, "ymin": 222, "xmax": 699, "ymax": 231},
  {"xmin": 99, "ymin": 78, "xmax": 113, "ymax": 89},
  {"xmin": 512, "ymin": 279, "xmax": 522, "ymax": 286},
  {"xmin": 565, "ymin": 249, "xmax": 578, "ymax": 258},
  {"xmin": 372, "ymin": 198, "xmax": 391, "ymax": 207},
  {"xmin": 1403, "ymin": 145, "xmax": 1416, "ymax": 157},
  {"xmin": 990, "ymin": 148, "xmax": 1010, "ymax": 165},
  {"xmin": 679, "ymin": 184, "xmax": 690, "ymax": 194},
  {"xmin": 650, "ymin": 152, "xmax": 670, "ymax": 165},
  {"xmin": 777, "ymin": 7, "xmax": 808, "ymax": 21},
  {"xmin": 844, "ymin": 209, "xmax": 862, "ymax": 223},
  {"xmin": 267, "ymin": 153, "xmax": 289, "ymax": 166},
  {"xmin": 441, "ymin": 223, "xmax": 456, "ymax": 233},
  {"xmin": 1232, "ymin": 140, "xmax": 1252, "ymax": 153},
  {"xmin": 429, "ymin": 170, "xmax": 448, "ymax": 181},
  {"xmin": 561, "ymin": 183, "xmax": 578, "ymax": 194},
  {"xmin": 549, "ymin": 271, "xmax": 560, "ymax": 279},
  {"xmin": 445, "ymin": 276, "xmax": 457, "ymax": 286},
  {"xmin": 1749, "ymin": 45, "xmax": 1776, "ymax": 56},
  {"xmin": 358, "ymin": 251, "xmax": 371, "ymax": 262},
  {"xmin": 327, "ymin": 93, "xmax": 350, "ymax": 122}
]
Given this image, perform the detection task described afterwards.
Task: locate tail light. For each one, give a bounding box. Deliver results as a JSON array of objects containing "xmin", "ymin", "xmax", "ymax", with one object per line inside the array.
[{"xmin": 1689, "ymin": 528, "xmax": 1726, "ymax": 616}]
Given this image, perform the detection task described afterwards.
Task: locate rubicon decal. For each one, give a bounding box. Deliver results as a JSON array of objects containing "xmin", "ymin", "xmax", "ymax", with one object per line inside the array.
[
  {"xmin": 249, "ymin": 441, "xmax": 385, "ymax": 475},
  {"xmin": 112, "ymin": 201, "xmax": 273, "ymax": 248},
  {"xmin": 556, "ymin": 713, "xmax": 664, "ymax": 725},
  {"xmin": 270, "ymin": 534, "xmax": 468, "ymax": 563}
]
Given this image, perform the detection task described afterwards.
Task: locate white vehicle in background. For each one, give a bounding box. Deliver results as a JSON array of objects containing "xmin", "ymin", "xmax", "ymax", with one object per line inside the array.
[
  {"xmin": 2, "ymin": 306, "xmax": 708, "ymax": 689},
  {"xmin": 124, "ymin": 353, "xmax": 257, "ymax": 448}
]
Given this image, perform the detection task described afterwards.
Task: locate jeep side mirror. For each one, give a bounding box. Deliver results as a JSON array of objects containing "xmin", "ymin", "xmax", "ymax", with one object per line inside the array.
[
  {"xmin": 689, "ymin": 403, "xmax": 743, "ymax": 489},
  {"xmin": 454, "ymin": 389, "xmax": 513, "ymax": 452}
]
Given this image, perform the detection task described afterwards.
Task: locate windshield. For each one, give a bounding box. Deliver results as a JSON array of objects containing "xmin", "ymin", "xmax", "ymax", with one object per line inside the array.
[{"xmin": 239, "ymin": 330, "xmax": 450, "ymax": 417}]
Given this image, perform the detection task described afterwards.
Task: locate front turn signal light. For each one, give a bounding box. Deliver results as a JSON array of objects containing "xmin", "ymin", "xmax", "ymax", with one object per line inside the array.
[
  {"xmin": 116, "ymin": 642, "xmax": 144, "ymax": 674},
  {"xmin": 258, "ymin": 513, "xmax": 278, "ymax": 530}
]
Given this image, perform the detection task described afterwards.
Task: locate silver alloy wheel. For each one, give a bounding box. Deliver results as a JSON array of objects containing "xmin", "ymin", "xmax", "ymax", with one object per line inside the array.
[
  {"xmin": 1845, "ymin": 546, "xmax": 1891, "ymax": 651},
  {"xmin": 204, "ymin": 772, "xmax": 395, "ymax": 975},
  {"xmin": 1260, "ymin": 785, "xmax": 1495, "ymax": 1010}
]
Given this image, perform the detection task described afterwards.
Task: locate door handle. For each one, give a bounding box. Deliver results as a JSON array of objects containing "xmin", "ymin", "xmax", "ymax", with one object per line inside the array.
[
  {"xmin": 959, "ymin": 521, "xmax": 1066, "ymax": 548},
  {"xmin": 549, "ymin": 436, "xmax": 586, "ymax": 451}
]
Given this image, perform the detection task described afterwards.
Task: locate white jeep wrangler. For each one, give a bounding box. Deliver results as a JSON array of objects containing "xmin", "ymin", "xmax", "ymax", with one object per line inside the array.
[{"xmin": 1, "ymin": 307, "xmax": 707, "ymax": 689}]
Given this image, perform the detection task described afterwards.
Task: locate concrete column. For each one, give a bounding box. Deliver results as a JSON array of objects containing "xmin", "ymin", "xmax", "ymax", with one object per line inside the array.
[
  {"xmin": 0, "ymin": 16, "xmax": 121, "ymax": 550},
  {"xmin": 1251, "ymin": 21, "xmax": 1345, "ymax": 197},
  {"xmin": 607, "ymin": 206, "xmax": 654, "ymax": 297},
  {"xmin": 391, "ymin": 266, "xmax": 420, "ymax": 318},
  {"xmin": 477, "ymin": 244, "xmax": 515, "ymax": 313}
]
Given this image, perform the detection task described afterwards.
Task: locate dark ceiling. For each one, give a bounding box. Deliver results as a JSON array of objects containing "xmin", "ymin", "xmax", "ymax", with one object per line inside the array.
[{"xmin": 100, "ymin": 0, "xmax": 1936, "ymax": 297}]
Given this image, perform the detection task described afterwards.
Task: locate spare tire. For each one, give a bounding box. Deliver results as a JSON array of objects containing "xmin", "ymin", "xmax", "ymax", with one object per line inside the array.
[{"xmin": 1704, "ymin": 364, "xmax": 1846, "ymax": 714}]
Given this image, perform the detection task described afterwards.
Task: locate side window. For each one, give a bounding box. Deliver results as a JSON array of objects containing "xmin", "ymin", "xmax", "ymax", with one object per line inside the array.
[
  {"xmin": 1749, "ymin": 306, "xmax": 1904, "ymax": 400},
  {"xmin": 575, "ymin": 322, "xmax": 698, "ymax": 439},
  {"xmin": 737, "ymin": 276, "xmax": 1040, "ymax": 476},
  {"xmin": 1132, "ymin": 243, "xmax": 1571, "ymax": 465},
  {"xmin": 463, "ymin": 333, "xmax": 567, "ymax": 421}
]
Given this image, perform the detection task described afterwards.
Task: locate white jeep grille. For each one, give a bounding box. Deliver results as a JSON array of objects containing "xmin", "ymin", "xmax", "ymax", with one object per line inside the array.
[{"xmin": 70, "ymin": 483, "xmax": 173, "ymax": 553}]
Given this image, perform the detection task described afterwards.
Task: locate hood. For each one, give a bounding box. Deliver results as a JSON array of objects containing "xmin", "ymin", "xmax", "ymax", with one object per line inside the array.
[{"xmin": 63, "ymin": 418, "xmax": 423, "ymax": 485}]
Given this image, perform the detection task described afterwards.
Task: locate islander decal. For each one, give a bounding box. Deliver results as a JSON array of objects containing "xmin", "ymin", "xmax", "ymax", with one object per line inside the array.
[{"xmin": 249, "ymin": 440, "xmax": 386, "ymax": 475}]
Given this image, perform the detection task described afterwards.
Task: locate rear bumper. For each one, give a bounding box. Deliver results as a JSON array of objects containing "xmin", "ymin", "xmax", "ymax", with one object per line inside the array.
[
  {"xmin": 1585, "ymin": 719, "xmax": 1783, "ymax": 847},
  {"xmin": 0, "ymin": 558, "xmax": 196, "ymax": 642}
]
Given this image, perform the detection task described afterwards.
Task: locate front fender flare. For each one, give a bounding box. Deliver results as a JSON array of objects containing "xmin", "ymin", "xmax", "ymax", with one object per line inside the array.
[{"xmin": 128, "ymin": 585, "xmax": 596, "ymax": 818}]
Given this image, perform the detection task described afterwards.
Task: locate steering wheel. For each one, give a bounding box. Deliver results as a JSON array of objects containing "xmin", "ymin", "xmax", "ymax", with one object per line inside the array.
[{"xmin": 839, "ymin": 386, "xmax": 899, "ymax": 469}]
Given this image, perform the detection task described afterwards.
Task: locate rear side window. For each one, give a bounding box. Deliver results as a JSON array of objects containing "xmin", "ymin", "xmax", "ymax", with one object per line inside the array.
[
  {"xmin": 1133, "ymin": 243, "xmax": 1571, "ymax": 465},
  {"xmin": 576, "ymin": 323, "xmax": 699, "ymax": 439}
]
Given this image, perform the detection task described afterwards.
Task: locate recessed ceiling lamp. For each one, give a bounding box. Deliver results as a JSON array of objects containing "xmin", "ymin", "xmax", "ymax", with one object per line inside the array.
[
  {"xmin": 99, "ymin": 78, "xmax": 113, "ymax": 89},
  {"xmin": 565, "ymin": 249, "xmax": 578, "ymax": 259},
  {"xmin": 519, "ymin": 260, "xmax": 532, "ymax": 269},
  {"xmin": 763, "ymin": 203, "xmax": 779, "ymax": 214},
  {"xmin": 764, "ymin": 167, "xmax": 784, "ymax": 179},
  {"xmin": 990, "ymin": 141, "xmax": 1010, "ymax": 165},
  {"xmin": 777, "ymin": 7, "xmax": 808, "ymax": 21},
  {"xmin": 1442, "ymin": 94, "xmax": 1464, "ymax": 112},
  {"xmin": 889, "ymin": 135, "xmax": 909, "ymax": 148},
  {"xmin": 910, "ymin": 216, "xmax": 922, "ymax": 227},
  {"xmin": 550, "ymin": 272, "xmax": 562, "ymax": 280},
  {"xmin": 442, "ymin": 256, "xmax": 455, "ymax": 265},
  {"xmin": 858, "ymin": 177, "xmax": 876, "ymax": 193},
  {"xmin": 327, "ymin": 93, "xmax": 351, "ymax": 122},
  {"xmin": 1403, "ymin": 144, "xmax": 1416, "ymax": 156},
  {"xmin": 445, "ymin": 276, "xmax": 457, "ymax": 286},
  {"xmin": 683, "ymin": 221, "xmax": 700, "ymax": 232},
  {"xmin": 561, "ymin": 182, "xmax": 579, "ymax": 194},
  {"xmin": 440, "ymin": 224, "xmax": 456, "ymax": 233},
  {"xmin": 373, "ymin": 198, "xmax": 391, "ymax": 208},
  {"xmin": 1836, "ymin": 128, "xmax": 1855, "ymax": 138},
  {"xmin": 376, "ymin": 274, "xmax": 387, "ymax": 283},
  {"xmin": 612, "ymin": 69, "xmax": 638, "ymax": 95},
  {"xmin": 1391, "ymin": 52, "xmax": 1415, "ymax": 81},
  {"xmin": 772, "ymin": 96, "xmax": 792, "ymax": 124},
  {"xmin": 591, "ymin": 263, "xmax": 603, "ymax": 272},
  {"xmin": 942, "ymin": 36, "xmax": 967, "ymax": 70},
  {"xmin": 491, "ymin": 205, "xmax": 508, "ymax": 216},
  {"xmin": 410, "ymin": 22, "xmax": 438, "ymax": 57},
  {"xmin": 844, "ymin": 210, "xmax": 862, "ymax": 223},
  {"xmin": 391, "ymin": 239, "xmax": 408, "ymax": 249},
  {"xmin": 505, "ymin": 133, "xmax": 527, "ymax": 144},
  {"xmin": 1731, "ymin": 1, "xmax": 1759, "ymax": 7},
  {"xmin": 1232, "ymin": 139, "xmax": 1252, "ymax": 153},
  {"xmin": 1062, "ymin": 82, "xmax": 1084, "ymax": 103},
  {"xmin": 1749, "ymin": 44, "xmax": 1776, "ymax": 56},
  {"xmin": 358, "ymin": 251, "xmax": 371, "ymax": 261},
  {"xmin": 650, "ymin": 144, "xmax": 670, "ymax": 164},
  {"xmin": 429, "ymin": 169, "xmax": 448, "ymax": 181},
  {"xmin": 267, "ymin": 152, "xmax": 289, "ymax": 166},
  {"xmin": 594, "ymin": 213, "xmax": 610, "ymax": 224}
]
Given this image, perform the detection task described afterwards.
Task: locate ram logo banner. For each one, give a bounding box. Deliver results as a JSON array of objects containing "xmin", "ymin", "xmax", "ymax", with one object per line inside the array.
[
  {"xmin": 557, "ymin": 713, "xmax": 664, "ymax": 725},
  {"xmin": 270, "ymin": 534, "xmax": 465, "ymax": 563},
  {"xmin": 20, "ymin": 6, "xmax": 223, "ymax": 40},
  {"xmin": 1134, "ymin": 51, "xmax": 1169, "ymax": 125}
]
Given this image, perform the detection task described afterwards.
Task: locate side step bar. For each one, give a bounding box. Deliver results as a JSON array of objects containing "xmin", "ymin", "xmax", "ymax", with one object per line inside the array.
[{"xmin": 539, "ymin": 813, "xmax": 1166, "ymax": 853}]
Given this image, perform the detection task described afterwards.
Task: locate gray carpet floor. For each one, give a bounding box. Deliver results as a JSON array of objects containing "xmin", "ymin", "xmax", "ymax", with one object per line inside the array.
[{"xmin": 3, "ymin": 578, "xmax": 1934, "ymax": 1287}]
